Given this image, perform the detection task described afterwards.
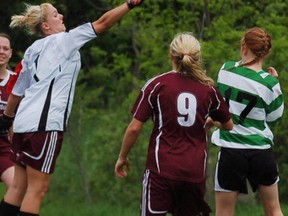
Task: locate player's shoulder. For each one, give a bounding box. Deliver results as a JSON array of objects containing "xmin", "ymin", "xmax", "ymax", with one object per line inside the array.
[
  {"xmin": 207, "ymin": 84, "xmax": 221, "ymax": 95},
  {"xmin": 25, "ymin": 37, "xmax": 46, "ymax": 55},
  {"xmin": 153, "ymin": 70, "xmax": 175, "ymax": 80},
  {"xmin": 220, "ymin": 61, "xmax": 238, "ymax": 70},
  {"xmin": 258, "ymin": 71, "xmax": 280, "ymax": 89},
  {"xmin": 7, "ymin": 69, "xmax": 17, "ymax": 76},
  {"xmin": 143, "ymin": 71, "xmax": 174, "ymax": 87}
]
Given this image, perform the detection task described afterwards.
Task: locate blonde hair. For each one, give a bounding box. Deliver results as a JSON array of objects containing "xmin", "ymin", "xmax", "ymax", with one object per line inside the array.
[
  {"xmin": 9, "ymin": 3, "xmax": 52, "ymax": 35},
  {"xmin": 170, "ymin": 32, "xmax": 214, "ymax": 85}
]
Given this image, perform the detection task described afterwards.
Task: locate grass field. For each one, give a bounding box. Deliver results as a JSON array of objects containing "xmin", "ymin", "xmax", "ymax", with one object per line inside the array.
[
  {"xmin": 40, "ymin": 199, "xmax": 288, "ymax": 216},
  {"xmin": 0, "ymin": 185, "xmax": 287, "ymax": 215},
  {"xmin": 41, "ymin": 200, "xmax": 288, "ymax": 216}
]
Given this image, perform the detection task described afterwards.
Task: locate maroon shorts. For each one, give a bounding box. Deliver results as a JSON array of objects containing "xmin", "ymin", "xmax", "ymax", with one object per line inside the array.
[
  {"xmin": 11, "ymin": 131, "xmax": 64, "ymax": 174},
  {"xmin": 140, "ymin": 169, "xmax": 211, "ymax": 216},
  {"xmin": 0, "ymin": 135, "xmax": 14, "ymax": 177}
]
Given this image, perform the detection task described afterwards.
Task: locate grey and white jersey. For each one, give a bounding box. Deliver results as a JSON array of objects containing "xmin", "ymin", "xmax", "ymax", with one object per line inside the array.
[{"xmin": 12, "ymin": 22, "xmax": 97, "ymax": 132}]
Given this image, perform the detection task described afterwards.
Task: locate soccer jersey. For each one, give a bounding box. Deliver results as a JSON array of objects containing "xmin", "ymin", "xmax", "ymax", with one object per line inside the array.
[
  {"xmin": 12, "ymin": 23, "xmax": 97, "ymax": 132},
  {"xmin": 0, "ymin": 70, "xmax": 17, "ymax": 173},
  {"xmin": 211, "ymin": 61, "xmax": 284, "ymax": 149},
  {"xmin": 0, "ymin": 69, "xmax": 17, "ymax": 114},
  {"xmin": 132, "ymin": 71, "xmax": 231, "ymax": 183},
  {"xmin": 6, "ymin": 60, "xmax": 22, "ymax": 94}
]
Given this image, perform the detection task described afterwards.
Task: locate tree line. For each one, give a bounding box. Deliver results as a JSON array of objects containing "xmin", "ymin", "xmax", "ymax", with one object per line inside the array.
[{"xmin": 1, "ymin": 0, "xmax": 288, "ymax": 206}]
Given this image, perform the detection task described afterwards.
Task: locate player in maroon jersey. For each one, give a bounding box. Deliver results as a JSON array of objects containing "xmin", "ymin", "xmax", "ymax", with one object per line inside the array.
[
  {"xmin": 0, "ymin": 33, "xmax": 16, "ymax": 194},
  {"xmin": 6, "ymin": 60, "xmax": 22, "ymax": 95},
  {"xmin": 115, "ymin": 32, "xmax": 233, "ymax": 216}
]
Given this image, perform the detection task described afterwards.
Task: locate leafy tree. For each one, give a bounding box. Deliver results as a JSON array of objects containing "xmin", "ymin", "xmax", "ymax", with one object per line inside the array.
[{"xmin": 2, "ymin": 0, "xmax": 288, "ymax": 208}]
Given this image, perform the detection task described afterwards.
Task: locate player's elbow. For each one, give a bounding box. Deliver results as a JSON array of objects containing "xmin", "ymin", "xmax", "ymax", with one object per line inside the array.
[
  {"xmin": 222, "ymin": 119, "xmax": 234, "ymax": 131},
  {"xmin": 127, "ymin": 125, "xmax": 142, "ymax": 135},
  {"xmin": 92, "ymin": 20, "xmax": 113, "ymax": 34}
]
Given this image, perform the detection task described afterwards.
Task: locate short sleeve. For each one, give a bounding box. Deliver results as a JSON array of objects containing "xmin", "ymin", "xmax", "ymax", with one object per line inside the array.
[
  {"xmin": 266, "ymin": 82, "xmax": 284, "ymax": 127},
  {"xmin": 131, "ymin": 78, "xmax": 160, "ymax": 122},
  {"xmin": 56, "ymin": 22, "xmax": 97, "ymax": 59},
  {"xmin": 6, "ymin": 60, "xmax": 22, "ymax": 94},
  {"xmin": 12, "ymin": 52, "xmax": 33, "ymax": 96},
  {"xmin": 209, "ymin": 86, "xmax": 231, "ymax": 123}
]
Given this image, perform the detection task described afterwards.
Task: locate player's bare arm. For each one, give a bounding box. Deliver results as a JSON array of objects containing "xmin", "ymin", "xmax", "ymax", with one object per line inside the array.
[
  {"xmin": 115, "ymin": 118, "xmax": 144, "ymax": 178},
  {"xmin": 205, "ymin": 117, "xmax": 233, "ymax": 131},
  {"xmin": 92, "ymin": 0, "xmax": 143, "ymax": 34}
]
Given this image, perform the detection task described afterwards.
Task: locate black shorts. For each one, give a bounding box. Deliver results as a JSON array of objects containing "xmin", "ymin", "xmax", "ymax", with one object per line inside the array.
[
  {"xmin": 214, "ymin": 147, "xmax": 279, "ymax": 194},
  {"xmin": 140, "ymin": 169, "xmax": 211, "ymax": 216}
]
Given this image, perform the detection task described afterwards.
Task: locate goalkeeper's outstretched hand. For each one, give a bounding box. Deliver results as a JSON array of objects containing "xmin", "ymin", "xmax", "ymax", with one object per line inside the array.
[
  {"xmin": 0, "ymin": 114, "xmax": 14, "ymax": 133},
  {"xmin": 127, "ymin": 0, "xmax": 143, "ymax": 9}
]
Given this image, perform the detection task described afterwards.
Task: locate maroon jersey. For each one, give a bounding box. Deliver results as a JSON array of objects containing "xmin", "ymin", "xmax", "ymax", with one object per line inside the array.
[
  {"xmin": 132, "ymin": 71, "xmax": 231, "ymax": 183},
  {"xmin": 6, "ymin": 60, "xmax": 22, "ymax": 94},
  {"xmin": 0, "ymin": 70, "xmax": 17, "ymax": 115},
  {"xmin": 0, "ymin": 70, "xmax": 16, "ymax": 175}
]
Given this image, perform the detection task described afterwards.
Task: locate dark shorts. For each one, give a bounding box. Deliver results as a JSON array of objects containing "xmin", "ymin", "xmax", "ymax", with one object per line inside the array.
[
  {"xmin": 11, "ymin": 131, "xmax": 64, "ymax": 174},
  {"xmin": 140, "ymin": 169, "xmax": 211, "ymax": 216},
  {"xmin": 0, "ymin": 135, "xmax": 14, "ymax": 177},
  {"xmin": 215, "ymin": 147, "xmax": 279, "ymax": 194}
]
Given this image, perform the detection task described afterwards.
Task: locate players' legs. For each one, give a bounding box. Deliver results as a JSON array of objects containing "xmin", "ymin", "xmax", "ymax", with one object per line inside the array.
[
  {"xmin": 0, "ymin": 164, "xmax": 27, "ymax": 216},
  {"xmin": 20, "ymin": 165, "xmax": 51, "ymax": 214},
  {"xmin": 4, "ymin": 164, "xmax": 27, "ymax": 206},
  {"xmin": 1, "ymin": 166, "xmax": 14, "ymax": 189},
  {"xmin": 215, "ymin": 191, "xmax": 238, "ymax": 216},
  {"xmin": 258, "ymin": 184, "xmax": 283, "ymax": 216},
  {"xmin": 249, "ymin": 148, "xmax": 283, "ymax": 216},
  {"xmin": 214, "ymin": 148, "xmax": 248, "ymax": 216}
]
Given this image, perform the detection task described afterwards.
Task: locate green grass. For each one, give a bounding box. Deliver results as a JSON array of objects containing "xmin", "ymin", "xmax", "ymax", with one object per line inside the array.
[
  {"xmin": 41, "ymin": 201, "xmax": 138, "ymax": 215},
  {"xmin": 0, "ymin": 184, "xmax": 287, "ymax": 215},
  {"xmin": 41, "ymin": 202, "xmax": 288, "ymax": 216},
  {"xmin": 40, "ymin": 200, "xmax": 288, "ymax": 216}
]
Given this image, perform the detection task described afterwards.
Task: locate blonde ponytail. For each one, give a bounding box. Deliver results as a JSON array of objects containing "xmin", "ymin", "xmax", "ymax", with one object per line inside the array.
[
  {"xmin": 9, "ymin": 3, "xmax": 50, "ymax": 35},
  {"xmin": 10, "ymin": 15, "xmax": 27, "ymax": 29},
  {"xmin": 170, "ymin": 32, "xmax": 214, "ymax": 86}
]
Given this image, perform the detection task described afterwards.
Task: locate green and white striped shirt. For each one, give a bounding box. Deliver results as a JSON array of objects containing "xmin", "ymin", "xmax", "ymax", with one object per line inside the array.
[{"xmin": 211, "ymin": 61, "xmax": 284, "ymax": 149}]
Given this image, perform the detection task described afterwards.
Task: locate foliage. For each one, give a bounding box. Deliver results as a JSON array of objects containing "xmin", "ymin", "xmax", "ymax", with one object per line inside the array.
[{"xmin": 1, "ymin": 0, "xmax": 288, "ymax": 211}]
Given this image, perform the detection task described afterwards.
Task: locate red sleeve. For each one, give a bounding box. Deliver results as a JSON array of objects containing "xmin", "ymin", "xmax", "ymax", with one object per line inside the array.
[
  {"xmin": 209, "ymin": 86, "xmax": 231, "ymax": 123},
  {"xmin": 6, "ymin": 60, "xmax": 22, "ymax": 94}
]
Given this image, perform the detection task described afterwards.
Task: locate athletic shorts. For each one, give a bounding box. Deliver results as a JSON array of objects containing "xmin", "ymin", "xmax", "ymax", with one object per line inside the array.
[
  {"xmin": 0, "ymin": 135, "xmax": 14, "ymax": 177},
  {"xmin": 11, "ymin": 131, "xmax": 64, "ymax": 174},
  {"xmin": 140, "ymin": 169, "xmax": 211, "ymax": 216},
  {"xmin": 214, "ymin": 147, "xmax": 279, "ymax": 194}
]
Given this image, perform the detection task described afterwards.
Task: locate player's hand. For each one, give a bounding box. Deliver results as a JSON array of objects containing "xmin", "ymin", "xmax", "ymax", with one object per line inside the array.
[
  {"xmin": 268, "ymin": 67, "xmax": 278, "ymax": 78},
  {"xmin": 127, "ymin": 0, "xmax": 143, "ymax": 9},
  {"xmin": 115, "ymin": 157, "xmax": 130, "ymax": 178},
  {"xmin": 0, "ymin": 114, "xmax": 14, "ymax": 132}
]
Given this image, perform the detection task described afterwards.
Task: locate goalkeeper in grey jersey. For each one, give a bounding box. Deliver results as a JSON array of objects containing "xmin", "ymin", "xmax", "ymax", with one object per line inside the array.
[{"xmin": 0, "ymin": 1, "xmax": 143, "ymax": 216}]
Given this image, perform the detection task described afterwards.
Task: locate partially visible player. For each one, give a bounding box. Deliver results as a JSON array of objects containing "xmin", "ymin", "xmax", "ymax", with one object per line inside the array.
[
  {"xmin": 6, "ymin": 60, "xmax": 22, "ymax": 95},
  {"xmin": 0, "ymin": 1, "xmax": 143, "ymax": 216},
  {"xmin": 115, "ymin": 32, "xmax": 233, "ymax": 216},
  {"xmin": 211, "ymin": 27, "xmax": 284, "ymax": 216},
  {"xmin": 0, "ymin": 33, "xmax": 16, "ymax": 192}
]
